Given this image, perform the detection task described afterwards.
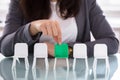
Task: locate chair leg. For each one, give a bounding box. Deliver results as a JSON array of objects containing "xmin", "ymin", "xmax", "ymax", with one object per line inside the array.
[
  {"xmin": 93, "ymin": 58, "xmax": 97, "ymax": 70},
  {"xmin": 73, "ymin": 58, "xmax": 76, "ymax": 70},
  {"xmin": 45, "ymin": 58, "xmax": 49, "ymax": 70},
  {"xmin": 25, "ymin": 57, "xmax": 29, "ymax": 70},
  {"xmin": 32, "ymin": 57, "xmax": 36, "ymax": 70},
  {"xmin": 93, "ymin": 58, "xmax": 97, "ymax": 79},
  {"xmin": 54, "ymin": 58, "xmax": 57, "ymax": 70},
  {"xmin": 16, "ymin": 58, "xmax": 20, "ymax": 64},
  {"xmin": 11, "ymin": 65, "xmax": 17, "ymax": 80},
  {"xmin": 66, "ymin": 58, "xmax": 69, "ymax": 71},
  {"xmin": 106, "ymin": 57, "xmax": 110, "ymax": 74},
  {"xmin": 12, "ymin": 58, "xmax": 17, "ymax": 70},
  {"xmin": 32, "ymin": 67, "xmax": 37, "ymax": 80},
  {"xmin": 85, "ymin": 58, "xmax": 89, "ymax": 70}
]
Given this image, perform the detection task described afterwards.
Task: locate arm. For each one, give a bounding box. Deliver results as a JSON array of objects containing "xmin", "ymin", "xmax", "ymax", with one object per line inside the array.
[
  {"xmin": 0, "ymin": 0, "xmax": 62, "ymax": 57},
  {"xmin": 68, "ymin": 0, "xmax": 119, "ymax": 57},
  {"xmin": 0, "ymin": 0, "xmax": 41, "ymax": 57}
]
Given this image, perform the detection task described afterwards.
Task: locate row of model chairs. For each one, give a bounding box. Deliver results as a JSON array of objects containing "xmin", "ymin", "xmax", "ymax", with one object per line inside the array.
[{"xmin": 12, "ymin": 43, "xmax": 110, "ymax": 75}]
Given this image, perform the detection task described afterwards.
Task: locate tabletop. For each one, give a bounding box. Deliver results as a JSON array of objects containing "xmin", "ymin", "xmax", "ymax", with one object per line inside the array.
[{"xmin": 0, "ymin": 53, "xmax": 120, "ymax": 80}]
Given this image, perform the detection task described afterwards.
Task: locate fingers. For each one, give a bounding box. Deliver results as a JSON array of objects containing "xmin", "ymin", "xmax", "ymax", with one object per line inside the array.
[
  {"xmin": 40, "ymin": 24, "xmax": 47, "ymax": 35},
  {"xmin": 46, "ymin": 22, "xmax": 53, "ymax": 36},
  {"xmin": 51, "ymin": 21, "xmax": 58, "ymax": 37},
  {"xmin": 40, "ymin": 20, "xmax": 62, "ymax": 44},
  {"xmin": 54, "ymin": 36, "xmax": 58, "ymax": 43},
  {"xmin": 54, "ymin": 21, "xmax": 62, "ymax": 44},
  {"xmin": 50, "ymin": 21, "xmax": 59, "ymax": 42}
]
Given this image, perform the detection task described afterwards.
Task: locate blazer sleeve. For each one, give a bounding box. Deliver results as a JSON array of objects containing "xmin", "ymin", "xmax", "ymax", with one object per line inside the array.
[
  {"xmin": 68, "ymin": 0, "xmax": 119, "ymax": 57},
  {"xmin": 87, "ymin": 0, "xmax": 119, "ymax": 57},
  {"xmin": 0, "ymin": 0, "xmax": 41, "ymax": 57}
]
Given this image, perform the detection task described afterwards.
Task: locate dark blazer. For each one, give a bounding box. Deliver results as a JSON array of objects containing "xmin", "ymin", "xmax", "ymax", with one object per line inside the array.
[{"xmin": 0, "ymin": 0, "xmax": 119, "ymax": 57}]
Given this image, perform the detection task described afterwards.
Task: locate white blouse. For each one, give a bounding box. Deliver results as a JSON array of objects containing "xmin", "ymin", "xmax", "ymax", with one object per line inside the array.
[{"xmin": 39, "ymin": 2, "xmax": 78, "ymax": 44}]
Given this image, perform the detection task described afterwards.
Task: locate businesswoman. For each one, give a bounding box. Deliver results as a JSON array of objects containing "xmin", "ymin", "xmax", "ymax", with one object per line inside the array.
[{"xmin": 0, "ymin": 0, "xmax": 119, "ymax": 57}]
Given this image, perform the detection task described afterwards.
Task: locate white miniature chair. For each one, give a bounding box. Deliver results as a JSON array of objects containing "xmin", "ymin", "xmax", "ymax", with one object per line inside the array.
[
  {"xmin": 73, "ymin": 44, "xmax": 88, "ymax": 70},
  {"xmin": 32, "ymin": 43, "xmax": 49, "ymax": 70},
  {"xmin": 12, "ymin": 43, "xmax": 29, "ymax": 70},
  {"xmin": 93, "ymin": 44, "xmax": 110, "ymax": 79},
  {"xmin": 53, "ymin": 43, "xmax": 69, "ymax": 70}
]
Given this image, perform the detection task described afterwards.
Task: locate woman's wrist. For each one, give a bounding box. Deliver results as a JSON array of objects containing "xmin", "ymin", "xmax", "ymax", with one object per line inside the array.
[{"xmin": 29, "ymin": 23, "xmax": 39, "ymax": 36}]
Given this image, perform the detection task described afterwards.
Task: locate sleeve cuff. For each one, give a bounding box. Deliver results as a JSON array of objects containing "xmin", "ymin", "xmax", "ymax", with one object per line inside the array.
[{"xmin": 24, "ymin": 23, "xmax": 41, "ymax": 44}]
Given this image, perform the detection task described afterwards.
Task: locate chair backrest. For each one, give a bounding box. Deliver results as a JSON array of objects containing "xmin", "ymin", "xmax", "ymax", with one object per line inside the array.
[
  {"xmin": 94, "ymin": 44, "xmax": 108, "ymax": 58},
  {"xmin": 14, "ymin": 43, "xmax": 28, "ymax": 58},
  {"xmin": 54, "ymin": 43, "xmax": 69, "ymax": 58},
  {"xmin": 34, "ymin": 43, "xmax": 48, "ymax": 58},
  {"xmin": 73, "ymin": 44, "xmax": 87, "ymax": 58}
]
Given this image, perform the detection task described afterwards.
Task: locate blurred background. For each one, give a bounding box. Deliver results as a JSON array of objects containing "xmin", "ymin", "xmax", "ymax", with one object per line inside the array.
[{"xmin": 0, "ymin": 0, "xmax": 120, "ymax": 52}]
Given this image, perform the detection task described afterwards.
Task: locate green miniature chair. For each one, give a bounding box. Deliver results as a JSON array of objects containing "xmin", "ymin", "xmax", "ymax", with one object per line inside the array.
[{"xmin": 54, "ymin": 43, "xmax": 69, "ymax": 70}]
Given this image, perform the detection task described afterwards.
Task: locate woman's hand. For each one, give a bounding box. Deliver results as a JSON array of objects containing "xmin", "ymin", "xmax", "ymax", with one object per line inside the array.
[
  {"xmin": 30, "ymin": 20, "xmax": 62, "ymax": 44},
  {"xmin": 45, "ymin": 42, "xmax": 54, "ymax": 57}
]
